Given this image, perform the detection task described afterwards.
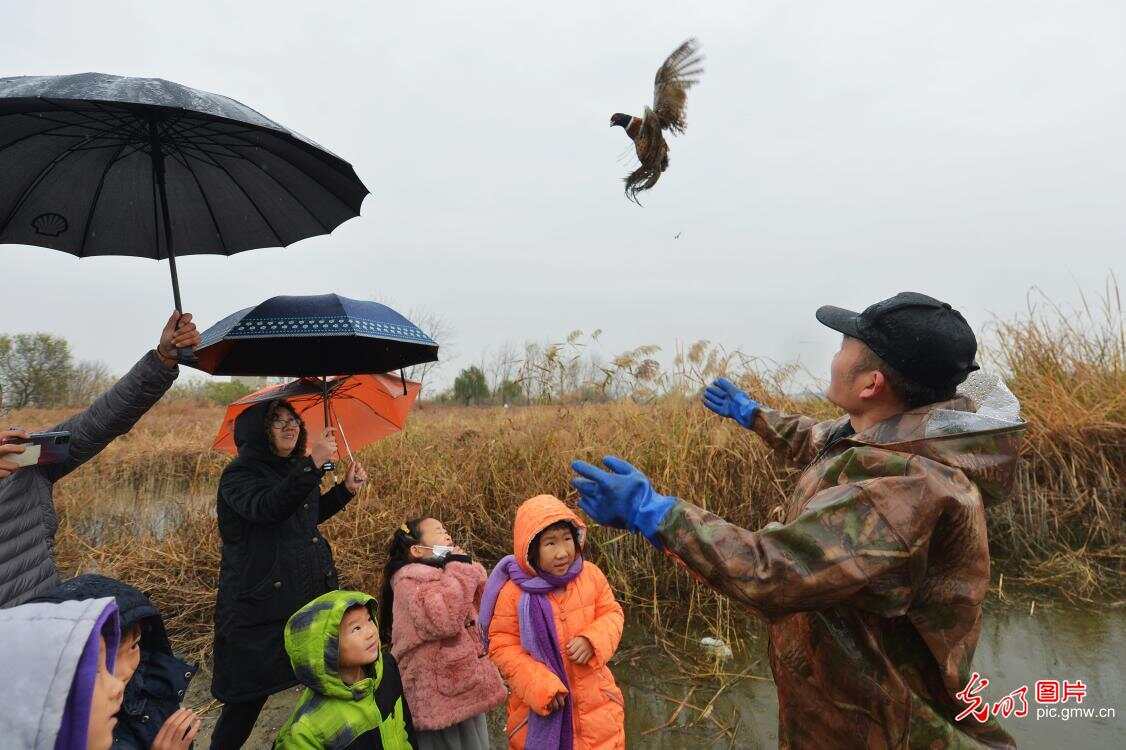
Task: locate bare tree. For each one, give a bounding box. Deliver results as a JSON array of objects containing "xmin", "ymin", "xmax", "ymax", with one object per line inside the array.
[
  {"xmin": 402, "ymin": 306, "xmax": 456, "ymax": 395},
  {"xmin": 66, "ymin": 359, "xmax": 115, "ymax": 406},
  {"xmin": 484, "ymin": 341, "xmax": 521, "ymax": 402}
]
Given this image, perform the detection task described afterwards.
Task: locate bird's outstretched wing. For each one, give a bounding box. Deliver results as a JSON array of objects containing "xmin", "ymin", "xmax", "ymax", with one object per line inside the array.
[{"xmin": 651, "ymin": 38, "xmax": 704, "ymax": 134}]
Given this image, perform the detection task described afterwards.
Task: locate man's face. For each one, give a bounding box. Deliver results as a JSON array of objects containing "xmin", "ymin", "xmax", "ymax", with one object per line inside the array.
[
  {"xmin": 338, "ymin": 605, "xmax": 380, "ymax": 673},
  {"xmin": 826, "ymin": 336, "xmax": 876, "ymax": 413}
]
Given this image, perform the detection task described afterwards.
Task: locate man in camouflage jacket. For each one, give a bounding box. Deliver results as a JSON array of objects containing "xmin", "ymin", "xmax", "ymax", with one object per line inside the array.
[{"xmin": 573, "ymin": 293, "xmax": 1026, "ymax": 749}]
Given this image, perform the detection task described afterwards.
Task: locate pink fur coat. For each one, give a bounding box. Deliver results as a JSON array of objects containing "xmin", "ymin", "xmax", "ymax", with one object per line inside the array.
[{"xmin": 389, "ymin": 560, "xmax": 507, "ymax": 731}]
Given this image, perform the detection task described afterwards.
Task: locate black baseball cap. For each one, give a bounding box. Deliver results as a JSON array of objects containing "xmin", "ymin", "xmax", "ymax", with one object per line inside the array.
[{"xmin": 816, "ymin": 292, "xmax": 979, "ymax": 389}]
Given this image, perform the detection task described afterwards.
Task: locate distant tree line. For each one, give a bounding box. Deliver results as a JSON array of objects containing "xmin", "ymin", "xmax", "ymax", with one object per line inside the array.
[
  {"xmin": 0, "ymin": 332, "xmax": 258, "ymax": 409},
  {"xmin": 0, "ymin": 333, "xmax": 114, "ymax": 409}
]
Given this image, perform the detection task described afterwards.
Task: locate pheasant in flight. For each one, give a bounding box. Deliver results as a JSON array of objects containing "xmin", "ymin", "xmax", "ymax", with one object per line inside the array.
[{"xmin": 610, "ymin": 38, "xmax": 704, "ymax": 204}]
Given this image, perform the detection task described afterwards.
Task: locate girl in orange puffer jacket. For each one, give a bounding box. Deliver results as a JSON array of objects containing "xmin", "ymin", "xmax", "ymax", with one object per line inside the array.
[{"xmin": 479, "ymin": 495, "xmax": 626, "ymax": 750}]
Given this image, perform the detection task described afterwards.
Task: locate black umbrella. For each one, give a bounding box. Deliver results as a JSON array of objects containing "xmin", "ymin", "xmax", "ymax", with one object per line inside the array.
[
  {"xmin": 194, "ymin": 293, "xmax": 438, "ymax": 468},
  {"xmin": 0, "ymin": 73, "xmax": 369, "ymax": 320}
]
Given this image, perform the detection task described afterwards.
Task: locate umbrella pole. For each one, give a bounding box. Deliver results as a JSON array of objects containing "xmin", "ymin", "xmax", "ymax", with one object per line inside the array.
[
  {"xmin": 149, "ymin": 117, "xmax": 196, "ymax": 364},
  {"xmin": 322, "ymin": 376, "xmax": 335, "ymax": 471}
]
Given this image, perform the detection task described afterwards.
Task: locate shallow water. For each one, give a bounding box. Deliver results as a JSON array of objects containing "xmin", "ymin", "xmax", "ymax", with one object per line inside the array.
[
  {"xmin": 184, "ymin": 604, "xmax": 1123, "ymax": 748},
  {"xmin": 613, "ymin": 605, "xmax": 1125, "ymax": 748}
]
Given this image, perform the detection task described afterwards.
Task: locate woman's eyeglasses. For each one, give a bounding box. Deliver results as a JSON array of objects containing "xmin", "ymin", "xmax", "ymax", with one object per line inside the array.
[{"xmin": 270, "ymin": 418, "xmax": 301, "ymax": 430}]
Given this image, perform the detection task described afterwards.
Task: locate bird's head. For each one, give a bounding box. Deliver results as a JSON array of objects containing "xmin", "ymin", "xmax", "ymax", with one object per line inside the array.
[{"xmin": 609, "ymin": 113, "xmax": 632, "ymax": 128}]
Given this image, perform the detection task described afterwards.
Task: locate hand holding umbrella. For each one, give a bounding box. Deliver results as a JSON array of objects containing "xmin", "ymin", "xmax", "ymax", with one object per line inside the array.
[
  {"xmin": 154, "ymin": 311, "xmax": 201, "ymax": 368},
  {"xmin": 343, "ymin": 462, "xmax": 367, "ymax": 494}
]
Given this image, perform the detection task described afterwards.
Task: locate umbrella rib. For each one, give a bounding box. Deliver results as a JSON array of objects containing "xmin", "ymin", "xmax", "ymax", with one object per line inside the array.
[
  {"xmin": 199, "ymin": 143, "xmax": 331, "ymax": 234},
  {"xmin": 175, "ymin": 119, "xmax": 358, "ymax": 212},
  {"xmin": 0, "ymin": 119, "xmax": 114, "ymax": 158},
  {"xmin": 35, "ymin": 100, "xmax": 143, "ymax": 139},
  {"xmin": 163, "ymin": 118, "xmax": 263, "ymax": 143},
  {"xmin": 181, "ymin": 117, "xmax": 350, "ymax": 179},
  {"xmin": 220, "ymin": 140, "xmax": 357, "ymax": 213},
  {"xmin": 11, "ymin": 111, "xmax": 128, "ymax": 139},
  {"xmin": 0, "ymin": 133, "xmax": 99, "ymax": 236},
  {"xmin": 189, "ymin": 148, "xmax": 285, "ymax": 248},
  {"xmin": 65, "ymin": 139, "xmax": 142, "ymax": 150},
  {"xmin": 78, "ymin": 140, "xmax": 130, "ymax": 257},
  {"xmin": 76, "ymin": 101, "xmax": 158, "ymax": 147},
  {"xmin": 164, "ymin": 138, "xmax": 229, "ymax": 252}
]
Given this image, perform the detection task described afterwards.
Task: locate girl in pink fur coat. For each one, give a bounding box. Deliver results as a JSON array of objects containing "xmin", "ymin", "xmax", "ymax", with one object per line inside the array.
[{"xmin": 380, "ymin": 517, "xmax": 507, "ymax": 750}]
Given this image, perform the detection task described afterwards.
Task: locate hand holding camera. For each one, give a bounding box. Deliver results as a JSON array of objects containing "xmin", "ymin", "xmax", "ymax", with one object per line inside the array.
[{"xmin": 0, "ymin": 430, "xmax": 71, "ymax": 479}]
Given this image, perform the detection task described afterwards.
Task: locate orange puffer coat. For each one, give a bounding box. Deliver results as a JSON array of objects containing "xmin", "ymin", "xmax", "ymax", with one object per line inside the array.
[{"xmin": 487, "ymin": 495, "xmax": 626, "ymax": 750}]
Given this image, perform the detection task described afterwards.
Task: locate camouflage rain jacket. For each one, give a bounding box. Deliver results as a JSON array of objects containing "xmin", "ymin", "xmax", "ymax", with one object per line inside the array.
[
  {"xmin": 658, "ymin": 393, "xmax": 1025, "ymax": 749},
  {"xmin": 275, "ymin": 590, "xmax": 415, "ymax": 750}
]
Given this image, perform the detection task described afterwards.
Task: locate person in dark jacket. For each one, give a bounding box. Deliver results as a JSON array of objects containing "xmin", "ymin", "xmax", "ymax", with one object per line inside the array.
[
  {"xmin": 0, "ymin": 311, "xmax": 200, "ymax": 609},
  {"xmin": 33, "ymin": 573, "xmax": 202, "ymax": 750},
  {"xmin": 210, "ymin": 398, "xmax": 367, "ymax": 749}
]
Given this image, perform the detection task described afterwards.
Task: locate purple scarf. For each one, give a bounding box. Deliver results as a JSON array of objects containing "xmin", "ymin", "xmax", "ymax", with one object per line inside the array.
[{"xmin": 479, "ymin": 554, "xmax": 584, "ymax": 750}]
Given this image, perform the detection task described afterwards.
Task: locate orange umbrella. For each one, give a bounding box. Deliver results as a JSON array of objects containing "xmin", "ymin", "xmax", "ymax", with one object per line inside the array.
[{"xmin": 213, "ymin": 373, "xmax": 421, "ymax": 458}]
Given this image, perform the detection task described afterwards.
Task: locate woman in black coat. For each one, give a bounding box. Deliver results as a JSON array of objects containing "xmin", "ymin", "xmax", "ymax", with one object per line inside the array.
[{"xmin": 209, "ymin": 398, "xmax": 367, "ymax": 749}]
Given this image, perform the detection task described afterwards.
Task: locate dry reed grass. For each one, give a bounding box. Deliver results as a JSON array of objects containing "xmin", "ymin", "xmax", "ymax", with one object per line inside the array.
[{"xmin": 13, "ymin": 286, "xmax": 1122, "ymax": 664}]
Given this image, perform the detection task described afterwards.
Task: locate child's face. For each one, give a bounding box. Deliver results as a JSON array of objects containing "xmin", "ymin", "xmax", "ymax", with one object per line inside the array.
[
  {"xmin": 536, "ymin": 525, "xmax": 577, "ymax": 577},
  {"xmin": 115, "ymin": 624, "xmax": 142, "ymax": 685},
  {"xmin": 338, "ymin": 606, "xmax": 381, "ymax": 672},
  {"xmin": 409, "ymin": 518, "xmax": 453, "ymax": 559},
  {"xmin": 88, "ymin": 636, "xmax": 125, "ymax": 750}
]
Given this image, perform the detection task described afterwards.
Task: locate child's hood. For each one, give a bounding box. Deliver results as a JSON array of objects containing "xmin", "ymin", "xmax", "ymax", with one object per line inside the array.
[
  {"xmin": 29, "ymin": 573, "xmax": 197, "ymax": 725},
  {"xmin": 513, "ymin": 494, "xmax": 587, "ymax": 576},
  {"xmin": 285, "ymin": 590, "xmax": 384, "ymax": 701},
  {"xmin": 32, "ymin": 573, "xmax": 173, "ymax": 656},
  {"xmin": 0, "ymin": 598, "xmax": 120, "ymax": 750}
]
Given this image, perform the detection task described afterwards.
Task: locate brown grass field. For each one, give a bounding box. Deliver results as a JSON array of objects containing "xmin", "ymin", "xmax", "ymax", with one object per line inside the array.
[{"xmin": 10, "ymin": 284, "xmax": 1123, "ymax": 666}]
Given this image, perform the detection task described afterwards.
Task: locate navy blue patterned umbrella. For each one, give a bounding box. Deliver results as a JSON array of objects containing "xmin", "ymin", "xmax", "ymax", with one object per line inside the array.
[
  {"xmin": 194, "ymin": 294, "xmax": 437, "ymax": 469},
  {"xmin": 192, "ymin": 293, "xmax": 438, "ymax": 378}
]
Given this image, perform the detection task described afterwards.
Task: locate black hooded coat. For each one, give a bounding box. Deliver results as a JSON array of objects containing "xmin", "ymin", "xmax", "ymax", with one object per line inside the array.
[
  {"xmin": 32, "ymin": 574, "xmax": 199, "ymax": 749},
  {"xmin": 211, "ymin": 400, "xmax": 355, "ymax": 703}
]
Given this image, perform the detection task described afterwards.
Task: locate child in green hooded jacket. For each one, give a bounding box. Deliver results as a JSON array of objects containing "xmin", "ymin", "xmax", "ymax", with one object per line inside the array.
[{"xmin": 275, "ymin": 590, "xmax": 416, "ymax": 749}]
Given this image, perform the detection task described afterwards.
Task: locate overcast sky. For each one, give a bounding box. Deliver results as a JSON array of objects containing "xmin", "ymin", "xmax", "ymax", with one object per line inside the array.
[{"xmin": 2, "ymin": 0, "xmax": 1122, "ymax": 390}]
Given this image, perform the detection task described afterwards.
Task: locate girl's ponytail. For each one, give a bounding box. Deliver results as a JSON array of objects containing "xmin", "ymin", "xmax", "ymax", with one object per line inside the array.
[{"xmin": 378, "ymin": 518, "xmax": 427, "ymax": 646}]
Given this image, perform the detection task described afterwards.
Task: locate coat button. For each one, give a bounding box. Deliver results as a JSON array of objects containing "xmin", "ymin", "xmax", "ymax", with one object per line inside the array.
[
  {"xmin": 177, "ymin": 689, "xmax": 184, "ymax": 697},
  {"xmin": 311, "ymin": 537, "xmax": 318, "ymax": 544},
  {"xmin": 303, "ymin": 503, "xmax": 309, "ymax": 510},
  {"xmin": 273, "ymin": 581, "xmax": 282, "ymax": 589},
  {"xmin": 141, "ymin": 715, "xmax": 149, "ymax": 723}
]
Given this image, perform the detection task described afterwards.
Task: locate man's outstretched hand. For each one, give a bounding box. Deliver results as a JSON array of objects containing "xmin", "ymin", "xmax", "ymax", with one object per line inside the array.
[
  {"xmin": 570, "ymin": 456, "xmax": 676, "ymax": 545},
  {"xmin": 702, "ymin": 377, "xmax": 759, "ymax": 429},
  {"xmin": 156, "ymin": 311, "xmax": 201, "ymax": 368}
]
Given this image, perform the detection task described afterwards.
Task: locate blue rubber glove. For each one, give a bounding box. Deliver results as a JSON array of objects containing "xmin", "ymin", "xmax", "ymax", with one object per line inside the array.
[
  {"xmin": 702, "ymin": 377, "xmax": 759, "ymax": 429},
  {"xmin": 570, "ymin": 456, "xmax": 677, "ymax": 546}
]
